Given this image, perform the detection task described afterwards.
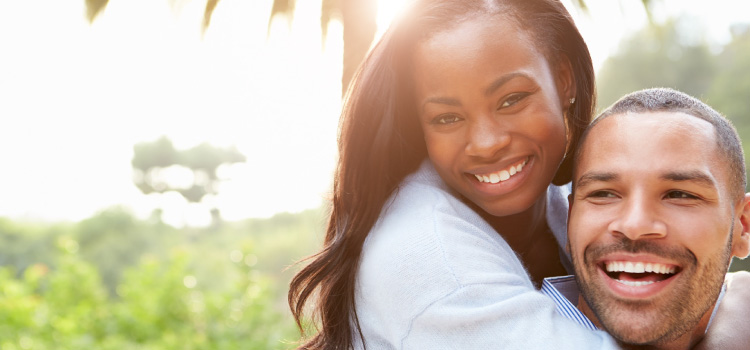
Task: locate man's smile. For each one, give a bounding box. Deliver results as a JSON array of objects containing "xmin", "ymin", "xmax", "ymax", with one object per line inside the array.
[{"xmin": 601, "ymin": 260, "xmax": 679, "ymax": 287}]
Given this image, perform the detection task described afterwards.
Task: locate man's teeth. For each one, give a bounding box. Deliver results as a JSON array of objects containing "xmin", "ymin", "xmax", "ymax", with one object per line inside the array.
[
  {"xmin": 605, "ymin": 261, "xmax": 677, "ymax": 274},
  {"xmin": 615, "ymin": 280, "xmax": 655, "ymax": 287},
  {"xmin": 474, "ymin": 160, "xmax": 527, "ymax": 184}
]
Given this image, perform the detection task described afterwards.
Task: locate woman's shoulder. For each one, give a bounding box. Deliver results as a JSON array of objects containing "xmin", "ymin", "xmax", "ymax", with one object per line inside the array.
[
  {"xmin": 363, "ymin": 160, "xmax": 529, "ymax": 280},
  {"xmin": 357, "ymin": 161, "xmax": 532, "ymax": 299},
  {"xmin": 354, "ymin": 161, "xmax": 533, "ymax": 344}
]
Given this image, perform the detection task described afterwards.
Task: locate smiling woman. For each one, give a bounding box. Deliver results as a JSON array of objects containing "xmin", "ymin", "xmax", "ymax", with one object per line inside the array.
[{"xmin": 287, "ymin": 0, "xmax": 618, "ymax": 349}]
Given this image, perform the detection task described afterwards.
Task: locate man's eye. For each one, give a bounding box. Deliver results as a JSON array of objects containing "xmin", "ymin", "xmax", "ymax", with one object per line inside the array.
[
  {"xmin": 588, "ymin": 191, "xmax": 616, "ymax": 198},
  {"xmin": 665, "ymin": 191, "xmax": 698, "ymax": 200},
  {"xmin": 431, "ymin": 114, "xmax": 462, "ymax": 125},
  {"xmin": 499, "ymin": 93, "xmax": 530, "ymax": 109}
]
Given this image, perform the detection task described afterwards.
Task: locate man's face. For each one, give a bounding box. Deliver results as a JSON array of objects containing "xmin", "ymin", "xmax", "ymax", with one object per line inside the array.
[{"xmin": 568, "ymin": 111, "xmax": 748, "ymax": 346}]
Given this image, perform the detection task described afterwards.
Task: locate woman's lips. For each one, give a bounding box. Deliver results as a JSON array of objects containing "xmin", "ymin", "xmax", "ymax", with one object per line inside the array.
[
  {"xmin": 464, "ymin": 157, "xmax": 533, "ymax": 198},
  {"xmin": 470, "ymin": 157, "xmax": 529, "ymax": 184}
]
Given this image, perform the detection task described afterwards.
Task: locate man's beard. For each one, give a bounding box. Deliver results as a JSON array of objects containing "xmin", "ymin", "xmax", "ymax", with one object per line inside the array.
[{"xmin": 573, "ymin": 234, "xmax": 731, "ymax": 346}]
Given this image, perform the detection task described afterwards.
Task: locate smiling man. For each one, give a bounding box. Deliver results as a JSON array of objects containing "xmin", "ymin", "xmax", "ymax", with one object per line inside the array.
[{"xmin": 543, "ymin": 88, "xmax": 750, "ymax": 349}]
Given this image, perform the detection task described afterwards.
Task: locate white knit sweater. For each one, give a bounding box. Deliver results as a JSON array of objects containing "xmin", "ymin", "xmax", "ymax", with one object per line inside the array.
[{"xmin": 354, "ymin": 161, "xmax": 618, "ymax": 349}]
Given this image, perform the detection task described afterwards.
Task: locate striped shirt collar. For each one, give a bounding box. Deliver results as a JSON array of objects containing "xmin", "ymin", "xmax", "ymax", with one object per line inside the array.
[{"xmin": 540, "ymin": 275, "xmax": 598, "ymax": 331}]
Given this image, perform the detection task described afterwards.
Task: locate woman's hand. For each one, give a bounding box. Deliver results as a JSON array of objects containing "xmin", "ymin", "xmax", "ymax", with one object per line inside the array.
[{"xmin": 694, "ymin": 270, "xmax": 750, "ymax": 349}]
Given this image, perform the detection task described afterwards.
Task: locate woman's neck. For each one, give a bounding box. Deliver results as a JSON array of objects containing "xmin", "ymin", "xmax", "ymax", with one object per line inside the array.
[
  {"xmin": 469, "ymin": 194, "xmax": 567, "ymax": 287},
  {"xmin": 476, "ymin": 195, "xmax": 548, "ymax": 250}
]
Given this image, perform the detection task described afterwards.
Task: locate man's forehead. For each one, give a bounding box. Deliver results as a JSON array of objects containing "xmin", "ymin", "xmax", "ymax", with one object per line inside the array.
[
  {"xmin": 575, "ymin": 111, "xmax": 722, "ymax": 182},
  {"xmin": 581, "ymin": 111, "xmax": 716, "ymax": 158},
  {"xmin": 593, "ymin": 111, "xmax": 713, "ymax": 138}
]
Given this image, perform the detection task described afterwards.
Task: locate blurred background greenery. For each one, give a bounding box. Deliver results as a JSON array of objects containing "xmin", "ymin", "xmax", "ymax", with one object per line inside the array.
[{"xmin": 0, "ymin": 0, "xmax": 749, "ymax": 348}]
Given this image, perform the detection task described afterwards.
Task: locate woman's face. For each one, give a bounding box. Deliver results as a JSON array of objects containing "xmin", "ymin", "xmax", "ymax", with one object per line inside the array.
[{"xmin": 413, "ymin": 17, "xmax": 574, "ymax": 217}]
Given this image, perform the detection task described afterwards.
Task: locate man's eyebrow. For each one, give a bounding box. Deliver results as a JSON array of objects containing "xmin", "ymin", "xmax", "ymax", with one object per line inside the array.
[
  {"xmin": 484, "ymin": 72, "xmax": 530, "ymax": 96},
  {"xmin": 575, "ymin": 172, "xmax": 618, "ymax": 188},
  {"xmin": 661, "ymin": 170, "xmax": 716, "ymax": 187}
]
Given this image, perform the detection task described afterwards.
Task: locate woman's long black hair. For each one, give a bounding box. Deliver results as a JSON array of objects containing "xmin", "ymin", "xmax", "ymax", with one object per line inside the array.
[{"xmin": 288, "ymin": 1, "xmax": 595, "ymax": 349}]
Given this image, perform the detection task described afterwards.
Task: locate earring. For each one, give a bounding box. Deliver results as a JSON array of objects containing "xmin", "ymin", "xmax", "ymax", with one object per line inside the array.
[{"xmin": 569, "ymin": 97, "xmax": 576, "ymax": 105}]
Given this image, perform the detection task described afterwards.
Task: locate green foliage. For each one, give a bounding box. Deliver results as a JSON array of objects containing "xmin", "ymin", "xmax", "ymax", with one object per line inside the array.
[
  {"xmin": 596, "ymin": 17, "xmax": 717, "ymax": 110},
  {"xmin": 597, "ymin": 19, "xmax": 750, "ymax": 184},
  {"xmin": 706, "ymin": 25, "xmax": 750, "ymax": 134},
  {"xmin": 0, "ymin": 207, "xmax": 325, "ymax": 349}
]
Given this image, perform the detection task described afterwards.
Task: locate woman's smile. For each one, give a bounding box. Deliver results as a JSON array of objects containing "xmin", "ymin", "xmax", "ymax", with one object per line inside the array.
[{"xmin": 471, "ymin": 156, "xmax": 529, "ymax": 184}]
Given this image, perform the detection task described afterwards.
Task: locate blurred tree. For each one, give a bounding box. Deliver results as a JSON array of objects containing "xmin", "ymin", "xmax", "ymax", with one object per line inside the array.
[
  {"xmin": 75, "ymin": 208, "xmax": 170, "ymax": 295},
  {"xmin": 709, "ymin": 24, "xmax": 750, "ymax": 273},
  {"xmin": 596, "ymin": 17, "xmax": 717, "ymax": 110},
  {"xmin": 132, "ymin": 136, "xmax": 245, "ymax": 202},
  {"xmin": 83, "ymin": 0, "xmax": 653, "ymax": 96},
  {"xmin": 132, "ymin": 136, "xmax": 246, "ymax": 221},
  {"xmin": 706, "ymin": 24, "xmax": 750, "ymax": 133}
]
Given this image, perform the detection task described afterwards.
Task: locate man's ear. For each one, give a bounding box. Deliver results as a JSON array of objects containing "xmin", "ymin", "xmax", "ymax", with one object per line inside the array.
[{"xmin": 731, "ymin": 193, "xmax": 750, "ymax": 259}]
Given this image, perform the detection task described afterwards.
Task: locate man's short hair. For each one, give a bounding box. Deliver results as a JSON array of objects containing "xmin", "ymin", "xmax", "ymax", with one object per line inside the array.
[{"xmin": 575, "ymin": 87, "xmax": 746, "ymax": 201}]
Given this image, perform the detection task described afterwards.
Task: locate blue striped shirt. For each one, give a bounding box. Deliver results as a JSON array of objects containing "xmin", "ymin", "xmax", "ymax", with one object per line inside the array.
[{"xmin": 540, "ymin": 275, "xmax": 598, "ymax": 331}]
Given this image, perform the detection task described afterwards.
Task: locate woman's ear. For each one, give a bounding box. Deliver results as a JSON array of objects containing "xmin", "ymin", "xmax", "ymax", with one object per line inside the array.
[
  {"xmin": 731, "ymin": 193, "xmax": 750, "ymax": 259},
  {"xmin": 556, "ymin": 57, "xmax": 577, "ymax": 109}
]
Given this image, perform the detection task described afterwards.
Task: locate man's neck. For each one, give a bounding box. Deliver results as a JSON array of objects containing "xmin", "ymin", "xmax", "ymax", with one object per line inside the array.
[{"xmin": 576, "ymin": 295, "xmax": 714, "ymax": 350}]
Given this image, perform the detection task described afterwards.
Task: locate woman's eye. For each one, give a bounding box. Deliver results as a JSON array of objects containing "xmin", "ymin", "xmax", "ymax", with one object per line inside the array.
[
  {"xmin": 499, "ymin": 93, "xmax": 529, "ymax": 109},
  {"xmin": 665, "ymin": 191, "xmax": 698, "ymax": 200},
  {"xmin": 431, "ymin": 114, "xmax": 462, "ymax": 125}
]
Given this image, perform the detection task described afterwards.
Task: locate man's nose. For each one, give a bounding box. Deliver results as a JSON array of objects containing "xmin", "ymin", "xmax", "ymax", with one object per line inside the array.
[{"xmin": 607, "ymin": 196, "xmax": 667, "ymax": 241}]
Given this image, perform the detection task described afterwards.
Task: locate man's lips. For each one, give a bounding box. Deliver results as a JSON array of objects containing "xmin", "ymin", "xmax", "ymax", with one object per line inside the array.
[
  {"xmin": 595, "ymin": 256, "xmax": 682, "ymax": 297},
  {"xmin": 602, "ymin": 260, "xmax": 679, "ymax": 286}
]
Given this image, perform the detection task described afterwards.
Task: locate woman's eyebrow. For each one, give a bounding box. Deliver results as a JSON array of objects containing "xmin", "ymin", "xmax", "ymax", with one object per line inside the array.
[
  {"xmin": 423, "ymin": 96, "xmax": 461, "ymax": 110},
  {"xmin": 420, "ymin": 72, "xmax": 532, "ymax": 112},
  {"xmin": 484, "ymin": 72, "xmax": 531, "ymax": 96}
]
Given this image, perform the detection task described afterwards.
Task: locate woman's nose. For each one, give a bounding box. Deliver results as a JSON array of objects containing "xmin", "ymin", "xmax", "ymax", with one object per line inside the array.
[{"xmin": 465, "ymin": 118, "xmax": 511, "ymax": 159}]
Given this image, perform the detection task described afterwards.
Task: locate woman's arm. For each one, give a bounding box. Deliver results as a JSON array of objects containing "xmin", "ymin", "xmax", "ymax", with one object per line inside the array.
[
  {"xmin": 694, "ymin": 271, "xmax": 750, "ymax": 349},
  {"xmin": 356, "ymin": 182, "xmax": 620, "ymax": 349}
]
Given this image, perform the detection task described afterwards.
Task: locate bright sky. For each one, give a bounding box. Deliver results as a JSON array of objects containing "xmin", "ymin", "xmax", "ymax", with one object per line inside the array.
[{"xmin": 0, "ymin": 0, "xmax": 747, "ymax": 226}]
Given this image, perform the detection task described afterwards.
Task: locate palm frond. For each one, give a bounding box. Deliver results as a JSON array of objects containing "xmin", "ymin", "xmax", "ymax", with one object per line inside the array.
[
  {"xmin": 202, "ymin": 0, "xmax": 220, "ymax": 32},
  {"xmin": 85, "ymin": 0, "xmax": 108, "ymax": 23},
  {"xmin": 320, "ymin": 0, "xmax": 341, "ymax": 41},
  {"xmin": 268, "ymin": 0, "xmax": 297, "ymax": 33}
]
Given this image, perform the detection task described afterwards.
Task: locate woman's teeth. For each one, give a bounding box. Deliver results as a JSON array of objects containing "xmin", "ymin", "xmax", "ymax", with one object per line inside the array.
[{"xmin": 474, "ymin": 159, "xmax": 527, "ymax": 184}]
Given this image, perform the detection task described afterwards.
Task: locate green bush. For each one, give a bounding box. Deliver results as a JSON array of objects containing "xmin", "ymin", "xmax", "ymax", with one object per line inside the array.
[{"xmin": 0, "ymin": 208, "xmax": 325, "ymax": 349}]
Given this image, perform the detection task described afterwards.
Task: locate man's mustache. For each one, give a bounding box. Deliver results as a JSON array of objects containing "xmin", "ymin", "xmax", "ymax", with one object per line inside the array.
[{"xmin": 583, "ymin": 237, "xmax": 697, "ymax": 266}]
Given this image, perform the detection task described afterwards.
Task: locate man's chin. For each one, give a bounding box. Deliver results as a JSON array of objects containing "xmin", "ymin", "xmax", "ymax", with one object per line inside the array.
[{"xmin": 597, "ymin": 304, "xmax": 693, "ymax": 347}]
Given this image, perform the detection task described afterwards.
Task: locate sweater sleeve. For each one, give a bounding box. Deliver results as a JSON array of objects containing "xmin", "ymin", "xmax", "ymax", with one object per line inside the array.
[
  {"xmin": 402, "ymin": 279, "xmax": 617, "ymax": 349},
  {"xmin": 355, "ymin": 181, "xmax": 619, "ymax": 350}
]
